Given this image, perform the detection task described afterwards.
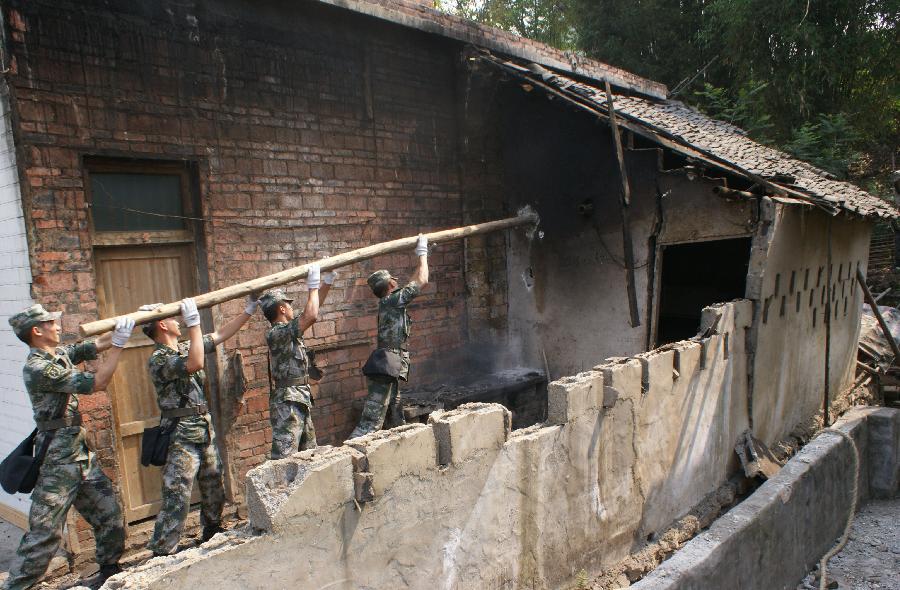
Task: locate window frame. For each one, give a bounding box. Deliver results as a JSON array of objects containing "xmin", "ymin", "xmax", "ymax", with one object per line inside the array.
[{"xmin": 84, "ymin": 158, "xmax": 196, "ymax": 247}]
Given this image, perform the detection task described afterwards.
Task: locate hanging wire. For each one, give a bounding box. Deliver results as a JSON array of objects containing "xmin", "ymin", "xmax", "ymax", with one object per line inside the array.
[{"xmin": 89, "ymin": 178, "xmax": 375, "ymax": 231}]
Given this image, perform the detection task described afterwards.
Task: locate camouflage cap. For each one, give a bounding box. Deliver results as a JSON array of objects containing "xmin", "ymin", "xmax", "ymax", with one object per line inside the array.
[
  {"xmin": 367, "ymin": 270, "xmax": 393, "ymax": 294},
  {"xmin": 8, "ymin": 304, "xmax": 62, "ymax": 342},
  {"xmin": 259, "ymin": 289, "xmax": 294, "ymax": 315}
]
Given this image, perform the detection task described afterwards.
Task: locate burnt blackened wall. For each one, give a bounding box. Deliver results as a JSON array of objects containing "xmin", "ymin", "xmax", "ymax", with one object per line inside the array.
[{"xmin": 488, "ymin": 82, "xmax": 756, "ymax": 377}]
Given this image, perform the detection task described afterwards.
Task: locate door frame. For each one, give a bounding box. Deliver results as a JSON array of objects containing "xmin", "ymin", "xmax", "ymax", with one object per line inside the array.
[{"xmin": 83, "ymin": 156, "xmax": 220, "ymax": 524}]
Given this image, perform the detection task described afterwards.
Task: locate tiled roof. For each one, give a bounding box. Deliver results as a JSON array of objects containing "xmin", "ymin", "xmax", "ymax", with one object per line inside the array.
[
  {"xmin": 492, "ymin": 59, "xmax": 897, "ymax": 219},
  {"xmin": 315, "ymin": 0, "xmax": 894, "ymax": 219}
]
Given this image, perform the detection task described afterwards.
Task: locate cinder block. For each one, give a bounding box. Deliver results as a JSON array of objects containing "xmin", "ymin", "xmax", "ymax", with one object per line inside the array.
[
  {"xmin": 671, "ymin": 341, "xmax": 702, "ymax": 385},
  {"xmin": 429, "ymin": 402, "xmax": 510, "ymax": 465},
  {"xmin": 730, "ymin": 299, "xmax": 754, "ymax": 330},
  {"xmin": 353, "ymin": 472, "xmax": 375, "ymax": 503},
  {"xmin": 601, "ymin": 358, "xmax": 642, "ymax": 403},
  {"xmin": 699, "ymin": 299, "xmax": 754, "ymax": 336},
  {"xmin": 347, "ymin": 423, "xmax": 438, "ymax": 497},
  {"xmin": 246, "ymin": 446, "xmax": 356, "ymax": 532},
  {"xmin": 639, "ymin": 350, "xmax": 675, "ymax": 398},
  {"xmin": 697, "ymin": 335, "xmax": 723, "ymax": 370},
  {"xmin": 547, "ymin": 371, "xmax": 603, "ymax": 424}
]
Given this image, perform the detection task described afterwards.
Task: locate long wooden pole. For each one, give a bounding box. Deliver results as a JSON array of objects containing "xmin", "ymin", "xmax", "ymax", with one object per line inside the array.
[
  {"xmin": 80, "ymin": 212, "xmax": 539, "ymax": 337},
  {"xmin": 605, "ymin": 80, "xmax": 641, "ymax": 328}
]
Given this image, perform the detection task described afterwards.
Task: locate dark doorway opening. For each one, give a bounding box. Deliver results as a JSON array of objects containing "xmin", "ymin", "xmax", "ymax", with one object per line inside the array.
[{"xmin": 656, "ymin": 237, "xmax": 752, "ymax": 346}]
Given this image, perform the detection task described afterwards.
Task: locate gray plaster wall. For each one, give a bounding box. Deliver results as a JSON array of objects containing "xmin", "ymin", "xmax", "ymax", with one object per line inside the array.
[
  {"xmin": 109, "ymin": 300, "xmax": 752, "ymax": 590},
  {"xmin": 749, "ymin": 206, "xmax": 872, "ymax": 444}
]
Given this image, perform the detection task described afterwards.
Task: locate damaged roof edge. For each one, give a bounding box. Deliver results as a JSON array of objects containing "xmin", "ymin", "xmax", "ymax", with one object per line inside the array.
[
  {"xmin": 310, "ymin": 0, "xmax": 668, "ymax": 99},
  {"xmin": 485, "ymin": 56, "xmax": 898, "ymax": 221}
]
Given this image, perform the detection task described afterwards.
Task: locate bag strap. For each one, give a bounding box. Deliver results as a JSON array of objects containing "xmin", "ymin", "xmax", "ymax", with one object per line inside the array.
[{"xmin": 34, "ymin": 390, "xmax": 73, "ymax": 462}]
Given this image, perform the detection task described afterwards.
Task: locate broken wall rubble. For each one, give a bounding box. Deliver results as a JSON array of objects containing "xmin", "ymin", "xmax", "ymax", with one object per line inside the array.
[{"xmin": 113, "ymin": 299, "xmax": 753, "ymax": 590}]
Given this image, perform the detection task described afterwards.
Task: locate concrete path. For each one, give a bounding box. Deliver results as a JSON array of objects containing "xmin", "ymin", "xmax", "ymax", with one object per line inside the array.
[{"xmin": 798, "ymin": 499, "xmax": 900, "ymax": 590}]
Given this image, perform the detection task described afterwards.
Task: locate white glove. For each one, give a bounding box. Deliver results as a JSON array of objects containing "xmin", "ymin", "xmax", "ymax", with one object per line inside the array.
[
  {"xmin": 307, "ymin": 264, "xmax": 321, "ymax": 290},
  {"xmin": 138, "ymin": 303, "xmax": 163, "ymax": 312},
  {"xmin": 415, "ymin": 234, "xmax": 428, "ymax": 257},
  {"xmin": 244, "ymin": 294, "xmax": 259, "ymax": 315},
  {"xmin": 180, "ymin": 298, "xmax": 200, "ymax": 327},
  {"xmin": 111, "ymin": 317, "xmax": 135, "ymax": 348},
  {"xmin": 323, "ymin": 269, "xmax": 338, "ymax": 285}
]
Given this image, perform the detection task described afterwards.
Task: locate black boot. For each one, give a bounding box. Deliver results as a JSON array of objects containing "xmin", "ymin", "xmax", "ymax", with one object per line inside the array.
[
  {"xmin": 82, "ymin": 563, "xmax": 122, "ymax": 590},
  {"xmin": 201, "ymin": 525, "xmax": 225, "ymax": 543}
]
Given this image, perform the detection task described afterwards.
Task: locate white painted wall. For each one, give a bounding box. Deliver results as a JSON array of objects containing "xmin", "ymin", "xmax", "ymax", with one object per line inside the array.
[{"xmin": 0, "ymin": 81, "xmax": 35, "ymax": 522}]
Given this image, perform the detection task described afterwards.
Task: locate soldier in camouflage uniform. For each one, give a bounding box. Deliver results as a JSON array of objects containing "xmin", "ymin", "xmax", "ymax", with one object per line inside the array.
[
  {"xmin": 3, "ymin": 304, "xmax": 135, "ymax": 590},
  {"xmin": 349, "ymin": 235, "xmax": 429, "ymax": 439},
  {"xmin": 140, "ymin": 296, "xmax": 256, "ymax": 556},
  {"xmin": 260, "ymin": 263, "xmax": 336, "ymax": 459}
]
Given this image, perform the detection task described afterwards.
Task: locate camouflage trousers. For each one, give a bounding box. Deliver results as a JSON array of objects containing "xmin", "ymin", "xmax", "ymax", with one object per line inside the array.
[
  {"xmin": 348, "ymin": 376, "xmax": 405, "ymax": 439},
  {"xmin": 3, "ymin": 457, "xmax": 124, "ymax": 590},
  {"xmin": 270, "ymin": 399, "xmax": 317, "ymax": 460},
  {"xmin": 147, "ymin": 433, "xmax": 224, "ymax": 555}
]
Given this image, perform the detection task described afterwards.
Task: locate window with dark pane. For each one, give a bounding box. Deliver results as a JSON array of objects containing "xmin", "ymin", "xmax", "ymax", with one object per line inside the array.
[{"xmin": 90, "ymin": 173, "xmax": 185, "ymax": 231}]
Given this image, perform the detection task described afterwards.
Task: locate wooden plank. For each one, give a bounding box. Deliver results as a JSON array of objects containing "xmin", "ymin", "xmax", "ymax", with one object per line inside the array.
[
  {"xmin": 91, "ymin": 229, "xmax": 194, "ymax": 247},
  {"xmin": 857, "ymin": 268, "xmax": 900, "ymax": 364},
  {"xmin": 81, "ymin": 213, "xmax": 539, "ymax": 337},
  {"xmin": 605, "ymin": 80, "xmax": 641, "ymax": 328},
  {"xmin": 605, "ymin": 81, "xmax": 631, "ymax": 207},
  {"xmin": 0, "ymin": 501, "xmax": 28, "ymax": 530},
  {"xmin": 95, "ymin": 243, "xmax": 198, "ymax": 523}
]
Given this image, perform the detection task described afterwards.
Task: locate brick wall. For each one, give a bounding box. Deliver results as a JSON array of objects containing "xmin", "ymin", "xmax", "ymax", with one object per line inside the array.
[
  {"xmin": 457, "ymin": 56, "xmax": 509, "ymax": 345},
  {"xmin": 3, "ymin": 0, "xmax": 475, "ymax": 504}
]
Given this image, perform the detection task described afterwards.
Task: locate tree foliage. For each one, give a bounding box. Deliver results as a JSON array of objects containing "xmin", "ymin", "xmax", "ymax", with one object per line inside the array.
[
  {"xmin": 441, "ymin": 0, "xmax": 578, "ymax": 49},
  {"xmin": 437, "ymin": 0, "xmax": 900, "ymax": 185}
]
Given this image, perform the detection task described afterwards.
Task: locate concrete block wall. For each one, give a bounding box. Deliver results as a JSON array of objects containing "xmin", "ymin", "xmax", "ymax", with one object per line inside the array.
[
  {"xmin": 122, "ymin": 300, "xmax": 754, "ymax": 590},
  {"xmin": 0, "ymin": 79, "xmax": 35, "ymax": 524}
]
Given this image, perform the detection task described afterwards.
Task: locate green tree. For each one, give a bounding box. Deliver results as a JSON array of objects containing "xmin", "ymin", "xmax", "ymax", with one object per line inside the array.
[
  {"xmin": 439, "ymin": 0, "xmax": 900, "ymax": 184},
  {"xmin": 572, "ymin": 0, "xmax": 715, "ymax": 93},
  {"xmin": 703, "ymin": 0, "xmax": 899, "ymax": 147},
  {"xmin": 438, "ymin": 0, "xmax": 578, "ymax": 48}
]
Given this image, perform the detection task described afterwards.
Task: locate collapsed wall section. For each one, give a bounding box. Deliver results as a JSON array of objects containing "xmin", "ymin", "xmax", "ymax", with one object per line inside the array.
[{"xmin": 115, "ymin": 299, "xmax": 752, "ymax": 590}]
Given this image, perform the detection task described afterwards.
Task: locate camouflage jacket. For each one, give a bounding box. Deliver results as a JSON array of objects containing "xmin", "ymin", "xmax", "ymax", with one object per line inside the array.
[
  {"xmin": 148, "ymin": 335, "xmax": 216, "ymax": 444},
  {"xmin": 376, "ymin": 281, "xmax": 420, "ymax": 380},
  {"xmin": 266, "ymin": 317, "xmax": 312, "ymax": 407},
  {"xmin": 24, "ymin": 341, "xmax": 98, "ymax": 464}
]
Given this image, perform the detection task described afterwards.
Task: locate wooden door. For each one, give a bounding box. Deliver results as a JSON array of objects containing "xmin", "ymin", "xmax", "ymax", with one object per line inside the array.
[{"xmin": 94, "ymin": 245, "xmax": 199, "ymax": 522}]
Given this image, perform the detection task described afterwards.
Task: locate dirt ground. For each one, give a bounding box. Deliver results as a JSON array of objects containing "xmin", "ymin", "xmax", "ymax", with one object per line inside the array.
[
  {"xmin": 798, "ymin": 499, "xmax": 900, "ymax": 590},
  {"xmin": 0, "ymin": 517, "xmax": 23, "ymax": 574}
]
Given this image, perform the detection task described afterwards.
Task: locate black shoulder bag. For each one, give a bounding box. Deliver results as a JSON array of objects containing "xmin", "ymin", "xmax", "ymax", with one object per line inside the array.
[
  {"xmin": 362, "ymin": 348, "xmax": 404, "ymax": 378},
  {"xmin": 0, "ymin": 392, "xmax": 72, "ymax": 494},
  {"xmin": 141, "ymin": 389, "xmax": 190, "ymax": 467}
]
